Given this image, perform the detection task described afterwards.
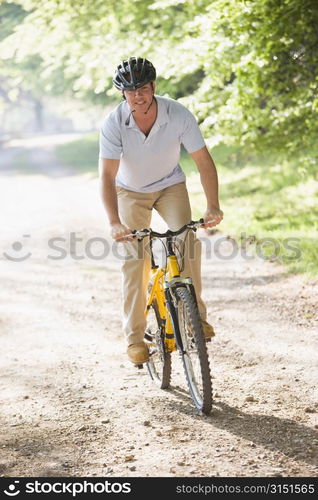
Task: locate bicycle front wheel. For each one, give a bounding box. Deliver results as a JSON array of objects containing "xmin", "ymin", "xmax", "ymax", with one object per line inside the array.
[
  {"xmin": 175, "ymin": 286, "xmax": 212, "ymax": 415},
  {"xmin": 145, "ymin": 300, "xmax": 171, "ymax": 389}
]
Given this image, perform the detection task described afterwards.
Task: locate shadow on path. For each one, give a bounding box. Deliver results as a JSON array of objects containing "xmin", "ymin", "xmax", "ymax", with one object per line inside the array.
[{"xmin": 164, "ymin": 392, "xmax": 317, "ymax": 468}]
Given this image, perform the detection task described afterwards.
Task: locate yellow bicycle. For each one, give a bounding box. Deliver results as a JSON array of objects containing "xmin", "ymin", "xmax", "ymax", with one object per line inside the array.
[{"xmin": 132, "ymin": 219, "xmax": 213, "ymax": 415}]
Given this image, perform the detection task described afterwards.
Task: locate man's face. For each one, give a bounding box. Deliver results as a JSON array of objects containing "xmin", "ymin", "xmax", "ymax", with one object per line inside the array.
[{"xmin": 123, "ymin": 82, "xmax": 155, "ymax": 112}]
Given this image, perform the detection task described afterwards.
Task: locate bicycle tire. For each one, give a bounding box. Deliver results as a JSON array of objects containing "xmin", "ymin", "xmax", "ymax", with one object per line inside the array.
[
  {"xmin": 175, "ymin": 286, "xmax": 212, "ymax": 414},
  {"xmin": 145, "ymin": 300, "xmax": 171, "ymax": 389}
]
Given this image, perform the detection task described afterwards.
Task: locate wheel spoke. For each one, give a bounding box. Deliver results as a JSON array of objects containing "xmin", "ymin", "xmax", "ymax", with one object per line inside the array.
[
  {"xmin": 179, "ymin": 302, "xmax": 204, "ymax": 403},
  {"xmin": 176, "ymin": 287, "xmax": 212, "ymax": 414},
  {"xmin": 146, "ymin": 302, "xmax": 171, "ymax": 389}
]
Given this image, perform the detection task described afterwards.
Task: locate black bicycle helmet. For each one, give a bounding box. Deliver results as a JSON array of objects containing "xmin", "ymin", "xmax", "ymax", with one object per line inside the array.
[{"xmin": 113, "ymin": 57, "xmax": 156, "ymax": 91}]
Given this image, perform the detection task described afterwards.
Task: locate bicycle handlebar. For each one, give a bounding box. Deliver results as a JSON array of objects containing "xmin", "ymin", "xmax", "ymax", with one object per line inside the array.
[{"xmin": 130, "ymin": 218, "xmax": 216, "ymax": 240}]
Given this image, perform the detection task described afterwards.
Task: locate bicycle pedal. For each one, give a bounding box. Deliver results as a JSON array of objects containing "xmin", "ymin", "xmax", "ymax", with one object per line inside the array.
[
  {"xmin": 146, "ymin": 342, "xmax": 156, "ymax": 348},
  {"xmin": 148, "ymin": 350, "xmax": 158, "ymax": 358}
]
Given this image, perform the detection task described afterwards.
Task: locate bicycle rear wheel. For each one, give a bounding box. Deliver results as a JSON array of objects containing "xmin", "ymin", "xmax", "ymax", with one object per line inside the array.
[
  {"xmin": 175, "ymin": 286, "xmax": 212, "ymax": 414},
  {"xmin": 145, "ymin": 301, "xmax": 171, "ymax": 389}
]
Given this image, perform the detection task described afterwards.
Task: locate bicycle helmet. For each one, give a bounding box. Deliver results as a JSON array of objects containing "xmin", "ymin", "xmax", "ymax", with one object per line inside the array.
[{"xmin": 113, "ymin": 57, "xmax": 156, "ymax": 91}]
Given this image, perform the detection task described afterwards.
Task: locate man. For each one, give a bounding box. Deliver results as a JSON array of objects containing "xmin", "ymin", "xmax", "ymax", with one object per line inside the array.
[{"xmin": 99, "ymin": 57, "xmax": 223, "ymax": 365}]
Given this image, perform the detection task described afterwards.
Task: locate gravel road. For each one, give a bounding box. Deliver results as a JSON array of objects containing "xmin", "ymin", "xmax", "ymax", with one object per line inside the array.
[{"xmin": 0, "ymin": 134, "xmax": 317, "ymax": 477}]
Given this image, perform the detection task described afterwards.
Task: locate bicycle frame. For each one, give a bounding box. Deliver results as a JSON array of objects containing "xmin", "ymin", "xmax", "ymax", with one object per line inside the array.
[
  {"xmin": 145, "ymin": 234, "xmax": 198, "ymax": 353},
  {"xmin": 135, "ymin": 219, "xmax": 213, "ymax": 413}
]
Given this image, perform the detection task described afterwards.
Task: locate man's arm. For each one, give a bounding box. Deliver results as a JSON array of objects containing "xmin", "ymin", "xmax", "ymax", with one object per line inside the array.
[
  {"xmin": 99, "ymin": 158, "xmax": 133, "ymax": 241},
  {"xmin": 190, "ymin": 146, "xmax": 223, "ymax": 228}
]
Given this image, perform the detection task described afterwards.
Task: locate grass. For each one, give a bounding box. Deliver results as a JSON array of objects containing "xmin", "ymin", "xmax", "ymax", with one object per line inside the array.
[
  {"xmin": 55, "ymin": 132, "xmax": 99, "ymax": 173},
  {"xmin": 9, "ymin": 151, "xmax": 38, "ymax": 174},
  {"xmin": 182, "ymin": 147, "xmax": 318, "ymax": 278},
  {"xmin": 55, "ymin": 133, "xmax": 318, "ymax": 277}
]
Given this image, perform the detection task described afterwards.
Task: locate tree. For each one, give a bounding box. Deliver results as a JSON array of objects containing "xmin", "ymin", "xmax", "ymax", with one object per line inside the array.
[{"xmin": 1, "ymin": 0, "xmax": 317, "ymax": 161}]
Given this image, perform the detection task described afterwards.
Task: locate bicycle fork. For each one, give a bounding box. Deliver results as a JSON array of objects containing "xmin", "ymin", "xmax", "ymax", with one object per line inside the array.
[{"xmin": 164, "ymin": 280, "xmax": 199, "ymax": 354}]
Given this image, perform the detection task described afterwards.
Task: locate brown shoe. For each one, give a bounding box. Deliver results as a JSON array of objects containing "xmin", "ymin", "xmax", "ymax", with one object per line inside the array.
[
  {"xmin": 127, "ymin": 341, "xmax": 149, "ymax": 364},
  {"xmin": 201, "ymin": 320, "xmax": 216, "ymax": 339}
]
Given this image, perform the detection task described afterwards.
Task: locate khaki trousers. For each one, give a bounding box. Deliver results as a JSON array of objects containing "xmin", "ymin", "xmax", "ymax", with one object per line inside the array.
[{"xmin": 116, "ymin": 181, "xmax": 207, "ymax": 346}]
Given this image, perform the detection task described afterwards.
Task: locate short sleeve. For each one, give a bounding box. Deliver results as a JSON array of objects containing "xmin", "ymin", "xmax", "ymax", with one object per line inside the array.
[
  {"xmin": 99, "ymin": 115, "xmax": 122, "ymax": 159},
  {"xmin": 180, "ymin": 109, "xmax": 205, "ymax": 153}
]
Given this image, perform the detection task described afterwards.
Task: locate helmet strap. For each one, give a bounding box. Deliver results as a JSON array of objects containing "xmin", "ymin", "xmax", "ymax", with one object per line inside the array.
[
  {"xmin": 125, "ymin": 109, "xmax": 136, "ymax": 126},
  {"xmin": 144, "ymin": 83, "xmax": 155, "ymax": 115},
  {"xmin": 144, "ymin": 97, "xmax": 153, "ymax": 115}
]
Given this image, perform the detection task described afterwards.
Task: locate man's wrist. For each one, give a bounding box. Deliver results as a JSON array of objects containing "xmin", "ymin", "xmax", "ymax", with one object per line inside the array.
[
  {"xmin": 109, "ymin": 219, "xmax": 121, "ymax": 226},
  {"xmin": 206, "ymin": 203, "xmax": 220, "ymax": 211}
]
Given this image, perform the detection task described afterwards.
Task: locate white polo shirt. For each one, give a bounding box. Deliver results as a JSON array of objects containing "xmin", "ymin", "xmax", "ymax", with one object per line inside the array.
[{"xmin": 99, "ymin": 95, "xmax": 205, "ymax": 193}]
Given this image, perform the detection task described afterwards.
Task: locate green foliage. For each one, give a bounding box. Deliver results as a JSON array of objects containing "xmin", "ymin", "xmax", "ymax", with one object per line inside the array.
[
  {"xmin": 1, "ymin": 0, "xmax": 317, "ymax": 162},
  {"xmin": 184, "ymin": 146, "xmax": 318, "ymax": 277},
  {"xmin": 55, "ymin": 132, "xmax": 99, "ymax": 172},
  {"xmin": 0, "ymin": 1, "xmax": 26, "ymax": 41}
]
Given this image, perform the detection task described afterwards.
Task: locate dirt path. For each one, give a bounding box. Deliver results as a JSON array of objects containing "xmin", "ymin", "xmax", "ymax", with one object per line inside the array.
[{"xmin": 0, "ymin": 135, "xmax": 317, "ymax": 478}]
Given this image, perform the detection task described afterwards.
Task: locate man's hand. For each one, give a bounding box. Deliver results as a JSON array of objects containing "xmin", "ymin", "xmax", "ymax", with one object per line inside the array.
[
  {"xmin": 203, "ymin": 207, "xmax": 223, "ymax": 228},
  {"xmin": 111, "ymin": 223, "xmax": 134, "ymax": 242}
]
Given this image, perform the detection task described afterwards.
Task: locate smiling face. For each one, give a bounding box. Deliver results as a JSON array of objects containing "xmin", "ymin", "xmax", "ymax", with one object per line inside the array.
[{"xmin": 123, "ymin": 82, "xmax": 155, "ymax": 113}]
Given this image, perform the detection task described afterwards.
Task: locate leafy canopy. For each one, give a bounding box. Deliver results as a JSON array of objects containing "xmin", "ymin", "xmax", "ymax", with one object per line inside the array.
[{"xmin": 1, "ymin": 0, "xmax": 317, "ymax": 160}]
